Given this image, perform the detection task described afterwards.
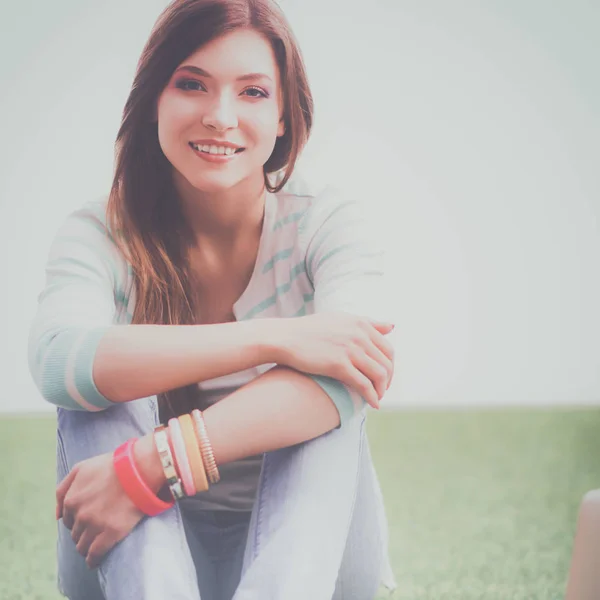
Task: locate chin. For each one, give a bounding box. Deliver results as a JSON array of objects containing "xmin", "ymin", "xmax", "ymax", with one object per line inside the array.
[{"xmin": 186, "ymin": 173, "xmax": 245, "ymax": 194}]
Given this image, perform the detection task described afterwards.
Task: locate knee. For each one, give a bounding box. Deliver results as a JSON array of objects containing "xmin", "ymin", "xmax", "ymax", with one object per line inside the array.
[
  {"xmin": 56, "ymin": 398, "xmax": 157, "ymax": 464},
  {"xmin": 97, "ymin": 508, "xmax": 202, "ymax": 600}
]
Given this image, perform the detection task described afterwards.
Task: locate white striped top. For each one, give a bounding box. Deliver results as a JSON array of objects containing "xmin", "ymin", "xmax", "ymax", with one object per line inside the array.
[{"xmin": 28, "ymin": 178, "xmax": 390, "ymax": 427}]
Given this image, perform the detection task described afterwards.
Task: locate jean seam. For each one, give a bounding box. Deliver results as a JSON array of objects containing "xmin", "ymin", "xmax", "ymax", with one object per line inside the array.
[
  {"xmin": 251, "ymin": 452, "xmax": 270, "ymax": 561},
  {"xmin": 97, "ymin": 564, "xmax": 108, "ymax": 594},
  {"xmin": 338, "ymin": 414, "xmax": 366, "ymax": 595},
  {"xmin": 56, "ymin": 426, "xmax": 69, "ymax": 473}
]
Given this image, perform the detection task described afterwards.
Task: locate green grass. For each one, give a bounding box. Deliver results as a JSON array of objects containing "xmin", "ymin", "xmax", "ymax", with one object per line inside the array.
[{"xmin": 1, "ymin": 408, "xmax": 599, "ymax": 599}]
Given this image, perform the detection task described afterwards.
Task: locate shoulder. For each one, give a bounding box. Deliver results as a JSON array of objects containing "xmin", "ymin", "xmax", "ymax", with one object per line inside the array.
[
  {"xmin": 280, "ymin": 182, "xmax": 377, "ymax": 260},
  {"xmin": 55, "ymin": 195, "xmax": 111, "ymax": 240},
  {"xmin": 67, "ymin": 196, "xmax": 111, "ymax": 233},
  {"xmin": 50, "ymin": 195, "xmax": 128, "ymax": 271},
  {"xmin": 273, "ymin": 174, "xmax": 368, "ymax": 241}
]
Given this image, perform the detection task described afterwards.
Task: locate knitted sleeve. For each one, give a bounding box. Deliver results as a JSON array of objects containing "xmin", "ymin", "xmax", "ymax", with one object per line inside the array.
[
  {"xmin": 299, "ymin": 186, "xmax": 394, "ymax": 427},
  {"xmin": 27, "ymin": 201, "xmax": 126, "ymax": 410}
]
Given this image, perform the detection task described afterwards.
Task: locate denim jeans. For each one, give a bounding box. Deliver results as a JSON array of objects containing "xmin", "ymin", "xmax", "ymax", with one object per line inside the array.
[
  {"xmin": 55, "ymin": 396, "xmax": 396, "ymax": 600},
  {"xmin": 181, "ymin": 509, "xmax": 251, "ymax": 600}
]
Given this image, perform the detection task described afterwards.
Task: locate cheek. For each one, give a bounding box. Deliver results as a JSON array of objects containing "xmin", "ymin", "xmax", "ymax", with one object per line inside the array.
[
  {"xmin": 248, "ymin": 106, "xmax": 283, "ymax": 146},
  {"xmin": 157, "ymin": 95, "xmax": 198, "ymax": 146}
]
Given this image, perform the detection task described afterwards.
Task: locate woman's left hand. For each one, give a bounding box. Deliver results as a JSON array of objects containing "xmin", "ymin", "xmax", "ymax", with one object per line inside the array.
[{"xmin": 56, "ymin": 451, "xmax": 145, "ymax": 569}]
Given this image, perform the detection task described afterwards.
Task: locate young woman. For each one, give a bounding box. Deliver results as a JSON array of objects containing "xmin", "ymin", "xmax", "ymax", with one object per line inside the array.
[{"xmin": 28, "ymin": 1, "xmax": 397, "ymax": 598}]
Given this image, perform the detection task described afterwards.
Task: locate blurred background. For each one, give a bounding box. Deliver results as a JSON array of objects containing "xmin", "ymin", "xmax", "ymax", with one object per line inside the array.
[
  {"xmin": 0, "ymin": 0, "xmax": 599, "ymax": 414},
  {"xmin": 0, "ymin": 1, "xmax": 598, "ymax": 598}
]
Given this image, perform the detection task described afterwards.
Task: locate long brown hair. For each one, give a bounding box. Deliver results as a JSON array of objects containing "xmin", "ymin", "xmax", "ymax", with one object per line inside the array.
[{"xmin": 106, "ymin": 0, "xmax": 314, "ymax": 419}]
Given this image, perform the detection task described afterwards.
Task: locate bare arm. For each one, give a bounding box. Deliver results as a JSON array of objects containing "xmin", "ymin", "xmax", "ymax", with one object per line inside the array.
[
  {"xmin": 55, "ymin": 363, "xmax": 349, "ymax": 568},
  {"xmin": 134, "ymin": 186, "xmax": 396, "ymax": 489},
  {"xmin": 93, "ymin": 321, "xmax": 277, "ymax": 403},
  {"xmin": 134, "ymin": 364, "xmax": 343, "ymax": 492},
  {"xmin": 54, "ymin": 189, "xmax": 396, "ymax": 569},
  {"xmin": 28, "ymin": 206, "xmax": 280, "ymax": 409},
  {"xmin": 31, "ymin": 194, "xmax": 392, "ymax": 414}
]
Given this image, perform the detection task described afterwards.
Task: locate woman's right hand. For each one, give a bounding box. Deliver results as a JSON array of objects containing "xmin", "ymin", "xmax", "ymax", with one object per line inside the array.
[{"xmin": 267, "ymin": 313, "xmax": 395, "ymax": 409}]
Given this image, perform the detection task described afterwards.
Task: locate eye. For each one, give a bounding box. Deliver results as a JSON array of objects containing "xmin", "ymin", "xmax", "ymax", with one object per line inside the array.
[
  {"xmin": 242, "ymin": 86, "xmax": 269, "ymax": 99},
  {"xmin": 175, "ymin": 79, "xmax": 206, "ymax": 92}
]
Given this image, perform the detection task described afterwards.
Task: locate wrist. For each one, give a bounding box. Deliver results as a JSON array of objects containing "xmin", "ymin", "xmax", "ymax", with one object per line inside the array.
[
  {"xmin": 250, "ymin": 318, "xmax": 288, "ymax": 364},
  {"xmin": 133, "ymin": 432, "xmax": 167, "ymax": 493},
  {"xmin": 238, "ymin": 318, "xmax": 284, "ymax": 365}
]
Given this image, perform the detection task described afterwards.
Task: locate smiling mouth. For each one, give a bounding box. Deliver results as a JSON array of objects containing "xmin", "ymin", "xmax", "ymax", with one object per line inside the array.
[{"xmin": 188, "ymin": 142, "xmax": 245, "ymax": 155}]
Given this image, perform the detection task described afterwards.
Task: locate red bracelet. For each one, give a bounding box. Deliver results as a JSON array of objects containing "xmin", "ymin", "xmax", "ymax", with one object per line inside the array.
[{"xmin": 113, "ymin": 438, "xmax": 174, "ymax": 516}]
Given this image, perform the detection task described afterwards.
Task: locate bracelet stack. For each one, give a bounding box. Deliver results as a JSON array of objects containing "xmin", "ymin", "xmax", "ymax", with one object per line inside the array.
[{"xmin": 112, "ymin": 409, "xmax": 220, "ymax": 516}]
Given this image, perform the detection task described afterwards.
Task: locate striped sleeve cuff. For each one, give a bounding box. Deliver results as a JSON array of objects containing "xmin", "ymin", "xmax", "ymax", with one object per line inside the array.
[
  {"xmin": 40, "ymin": 326, "xmax": 114, "ymax": 411},
  {"xmin": 307, "ymin": 374, "xmax": 366, "ymax": 428}
]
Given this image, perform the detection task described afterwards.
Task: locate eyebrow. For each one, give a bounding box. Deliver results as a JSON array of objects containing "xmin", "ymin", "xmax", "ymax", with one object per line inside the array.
[{"xmin": 174, "ymin": 65, "xmax": 273, "ymax": 83}]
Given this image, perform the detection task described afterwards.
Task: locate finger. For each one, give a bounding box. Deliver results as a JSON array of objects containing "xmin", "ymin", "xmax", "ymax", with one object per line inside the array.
[
  {"xmin": 387, "ymin": 358, "xmax": 395, "ymax": 390},
  {"xmin": 370, "ymin": 321, "xmax": 395, "ymax": 335},
  {"xmin": 62, "ymin": 494, "xmax": 78, "ymax": 531},
  {"xmin": 62, "ymin": 506, "xmax": 76, "ymax": 532},
  {"xmin": 76, "ymin": 528, "xmax": 97, "ymax": 560},
  {"xmin": 368, "ymin": 328, "xmax": 395, "ymax": 362},
  {"xmin": 86, "ymin": 535, "xmax": 111, "ymax": 570},
  {"xmin": 71, "ymin": 519, "xmax": 85, "ymax": 547},
  {"xmin": 352, "ymin": 351, "xmax": 388, "ymax": 401},
  {"xmin": 341, "ymin": 359, "xmax": 379, "ymax": 409},
  {"xmin": 56, "ymin": 468, "xmax": 78, "ymax": 520},
  {"xmin": 363, "ymin": 343, "xmax": 394, "ymax": 389}
]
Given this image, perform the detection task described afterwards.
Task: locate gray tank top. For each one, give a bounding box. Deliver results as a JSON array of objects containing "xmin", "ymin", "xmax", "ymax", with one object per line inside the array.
[{"xmin": 178, "ymin": 364, "xmax": 274, "ymax": 514}]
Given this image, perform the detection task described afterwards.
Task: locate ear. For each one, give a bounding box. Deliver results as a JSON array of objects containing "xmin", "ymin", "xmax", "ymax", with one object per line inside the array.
[{"xmin": 277, "ymin": 116, "xmax": 286, "ymax": 137}]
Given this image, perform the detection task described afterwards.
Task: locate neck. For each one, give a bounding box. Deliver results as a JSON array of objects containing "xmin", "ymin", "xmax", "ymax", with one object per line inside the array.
[{"xmin": 174, "ymin": 172, "xmax": 266, "ymax": 244}]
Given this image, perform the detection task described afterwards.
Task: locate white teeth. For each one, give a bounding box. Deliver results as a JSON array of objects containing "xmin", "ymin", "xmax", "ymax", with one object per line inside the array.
[{"xmin": 192, "ymin": 143, "xmax": 238, "ymax": 156}]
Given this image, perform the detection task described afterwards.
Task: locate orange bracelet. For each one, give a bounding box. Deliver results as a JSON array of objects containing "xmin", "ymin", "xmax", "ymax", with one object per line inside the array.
[
  {"xmin": 178, "ymin": 414, "xmax": 209, "ymax": 493},
  {"xmin": 191, "ymin": 409, "xmax": 220, "ymax": 484}
]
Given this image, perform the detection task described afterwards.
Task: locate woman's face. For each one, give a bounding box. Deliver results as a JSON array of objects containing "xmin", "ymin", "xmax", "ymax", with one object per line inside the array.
[{"xmin": 156, "ymin": 28, "xmax": 285, "ymax": 195}]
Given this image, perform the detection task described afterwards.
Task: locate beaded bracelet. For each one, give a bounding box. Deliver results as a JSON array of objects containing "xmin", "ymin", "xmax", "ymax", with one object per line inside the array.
[
  {"xmin": 191, "ymin": 409, "xmax": 220, "ymax": 484},
  {"xmin": 153, "ymin": 426, "xmax": 184, "ymax": 501},
  {"xmin": 113, "ymin": 438, "xmax": 174, "ymax": 516},
  {"xmin": 168, "ymin": 417, "xmax": 196, "ymax": 497}
]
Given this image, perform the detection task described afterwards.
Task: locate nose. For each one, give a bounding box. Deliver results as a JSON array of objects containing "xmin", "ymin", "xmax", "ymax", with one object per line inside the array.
[{"xmin": 201, "ymin": 94, "xmax": 238, "ymax": 132}]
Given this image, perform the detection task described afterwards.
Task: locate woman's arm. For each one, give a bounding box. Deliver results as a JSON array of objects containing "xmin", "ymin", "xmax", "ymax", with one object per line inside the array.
[
  {"xmin": 30, "ymin": 201, "xmax": 392, "ymax": 410},
  {"xmin": 28, "ymin": 203, "xmax": 287, "ymax": 409},
  {"xmin": 295, "ymin": 186, "xmax": 396, "ymax": 426},
  {"xmin": 56, "ymin": 188, "xmax": 396, "ymax": 567},
  {"xmin": 54, "ymin": 363, "xmax": 355, "ymax": 569},
  {"xmin": 94, "ymin": 321, "xmax": 273, "ymax": 403},
  {"xmin": 135, "ymin": 186, "xmax": 396, "ymax": 490},
  {"xmin": 134, "ymin": 364, "xmax": 343, "ymax": 491}
]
